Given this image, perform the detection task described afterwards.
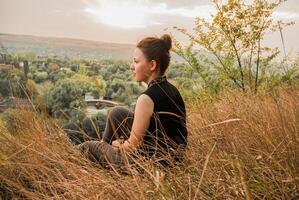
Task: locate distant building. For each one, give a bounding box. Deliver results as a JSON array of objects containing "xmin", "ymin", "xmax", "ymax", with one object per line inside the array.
[
  {"xmin": 84, "ymin": 92, "xmax": 96, "ymax": 101},
  {"xmin": 84, "ymin": 93, "xmax": 122, "ymax": 117},
  {"xmin": 18, "ymin": 61, "xmax": 24, "ymax": 69},
  {"xmin": 60, "ymin": 67, "xmax": 72, "ymax": 73}
]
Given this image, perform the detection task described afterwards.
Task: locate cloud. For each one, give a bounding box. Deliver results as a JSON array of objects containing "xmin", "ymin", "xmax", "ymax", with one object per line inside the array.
[
  {"xmin": 151, "ymin": 4, "xmax": 215, "ymax": 19},
  {"xmin": 273, "ymin": 11, "xmax": 299, "ymax": 20},
  {"xmin": 83, "ymin": 0, "xmax": 214, "ymax": 29}
]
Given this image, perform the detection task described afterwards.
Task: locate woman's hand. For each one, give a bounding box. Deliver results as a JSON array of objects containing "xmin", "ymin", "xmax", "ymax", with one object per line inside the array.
[
  {"xmin": 112, "ymin": 140, "xmax": 121, "ymax": 149},
  {"xmin": 121, "ymin": 140, "xmax": 132, "ymax": 152},
  {"xmin": 112, "ymin": 140, "xmax": 134, "ymax": 152}
]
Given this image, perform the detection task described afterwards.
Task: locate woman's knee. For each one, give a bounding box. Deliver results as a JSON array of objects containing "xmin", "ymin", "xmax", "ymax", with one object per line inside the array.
[
  {"xmin": 77, "ymin": 141, "xmax": 104, "ymax": 161},
  {"xmin": 77, "ymin": 141, "xmax": 100, "ymax": 153},
  {"xmin": 77, "ymin": 141, "xmax": 93, "ymax": 153},
  {"xmin": 108, "ymin": 106, "xmax": 132, "ymax": 121}
]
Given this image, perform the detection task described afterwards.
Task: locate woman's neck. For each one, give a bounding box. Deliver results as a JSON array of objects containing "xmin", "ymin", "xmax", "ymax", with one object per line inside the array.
[
  {"xmin": 146, "ymin": 74, "xmax": 167, "ymax": 88},
  {"xmin": 145, "ymin": 73, "xmax": 160, "ymax": 85}
]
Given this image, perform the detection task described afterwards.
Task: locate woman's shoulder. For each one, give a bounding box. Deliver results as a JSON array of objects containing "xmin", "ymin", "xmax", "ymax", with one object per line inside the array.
[
  {"xmin": 137, "ymin": 94, "xmax": 154, "ymax": 105},
  {"xmin": 134, "ymin": 94, "xmax": 154, "ymax": 116},
  {"xmin": 144, "ymin": 80, "xmax": 177, "ymax": 93},
  {"xmin": 143, "ymin": 81, "xmax": 184, "ymax": 105}
]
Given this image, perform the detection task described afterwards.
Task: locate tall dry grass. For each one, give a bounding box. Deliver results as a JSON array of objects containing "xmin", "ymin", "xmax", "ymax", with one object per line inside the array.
[{"xmin": 0, "ymin": 85, "xmax": 298, "ymax": 199}]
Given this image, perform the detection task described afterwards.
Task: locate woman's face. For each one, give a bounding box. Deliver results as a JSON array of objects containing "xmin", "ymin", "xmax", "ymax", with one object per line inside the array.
[{"xmin": 131, "ymin": 48, "xmax": 152, "ymax": 82}]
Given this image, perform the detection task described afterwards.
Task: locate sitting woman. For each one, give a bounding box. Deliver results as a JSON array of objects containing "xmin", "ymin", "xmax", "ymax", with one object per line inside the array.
[{"xmin": 78, "ymin": 34, "xmax": 188, "ymax": 169}]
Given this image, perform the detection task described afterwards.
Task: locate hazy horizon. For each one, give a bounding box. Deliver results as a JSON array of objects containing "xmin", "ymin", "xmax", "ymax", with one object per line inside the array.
[{"xmin": 1, "ymin": 0, "xmax": 299, "ymax": 56}]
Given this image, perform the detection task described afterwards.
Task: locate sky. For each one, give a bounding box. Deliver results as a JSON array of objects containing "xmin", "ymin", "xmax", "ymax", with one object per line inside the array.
[{"xmin": 0, "ymin": 0, "xmax": 299, "ymax": 55}]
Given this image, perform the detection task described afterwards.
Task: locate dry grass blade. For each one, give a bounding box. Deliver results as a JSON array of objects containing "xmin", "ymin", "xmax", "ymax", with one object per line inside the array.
[{"xmin": 193, "ymin": 142, "xmax": 216, "ymax": 200}]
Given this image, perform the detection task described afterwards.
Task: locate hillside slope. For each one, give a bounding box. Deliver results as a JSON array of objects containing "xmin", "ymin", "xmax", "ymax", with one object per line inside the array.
[{"xmin": 0, "ymin": 86, "xmax": 298, "ymax": 199}]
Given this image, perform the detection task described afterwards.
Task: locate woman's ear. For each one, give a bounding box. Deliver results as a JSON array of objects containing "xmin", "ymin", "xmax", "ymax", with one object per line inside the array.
[{"xmin": 150, "ymin": 60, "xmax": 157, "ymax": 72}]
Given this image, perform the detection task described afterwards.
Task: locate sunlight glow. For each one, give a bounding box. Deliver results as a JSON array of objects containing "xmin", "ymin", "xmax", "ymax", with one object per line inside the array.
[
  {"xmin": 84, "ymin": 0, "xmax": 215, "ymax": 29},
  {"xmin": 84, "ymin": 1, "xmax": 150, "ymax": 28}
]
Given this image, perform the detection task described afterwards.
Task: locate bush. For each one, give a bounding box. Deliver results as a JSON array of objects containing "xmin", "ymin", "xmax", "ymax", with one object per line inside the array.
[{"xmin": 33, "ymin": 71, "xmax": 48, "ymax": 83}]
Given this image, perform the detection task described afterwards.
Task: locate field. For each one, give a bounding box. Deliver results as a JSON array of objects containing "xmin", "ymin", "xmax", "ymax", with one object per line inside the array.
[{"xmin": 0, "ymin": 85, "xmax": 298, "ymax": 199}]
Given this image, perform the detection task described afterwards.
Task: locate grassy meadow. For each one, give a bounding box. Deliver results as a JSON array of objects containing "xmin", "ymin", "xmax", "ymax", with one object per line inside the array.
[{"xmin": 0, "ymin": 84, "xmax": 298, "ymax": 199}]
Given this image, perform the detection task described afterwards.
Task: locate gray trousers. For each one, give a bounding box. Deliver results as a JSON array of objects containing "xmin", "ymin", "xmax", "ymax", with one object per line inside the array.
[{"xmin": 77, "ymin": 106, "xmax": 134, "ymax": 169}]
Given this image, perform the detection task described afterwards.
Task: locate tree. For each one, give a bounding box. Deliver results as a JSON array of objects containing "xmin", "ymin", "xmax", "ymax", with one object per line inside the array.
[
  {"xmin": 8, "ymin": 68, "xmax": 27, "ymax": 98},
  {"xmin": 0, "ymin": 80, "xmax": 10, "ymax": 97},
  {"xmin": 93, "ymin": 75, "xmax": 106, "ymax": 97},
  {"xmin": 173, "ymin": 0, "xmax": 293, "ymax": 93},
  {"xmin": 48, "ymin": 74, "xmax": 102, "ymax": 118},
  {"xmin": 23, "ymin": 61, "xmax": 29, "ymax": 80},
  {"xmin": 26, "ymin": 79, "xmax": 39, "ymax": 101},
  {"xmin": 33, "ymin": 71, "xmax": 48, "ymax": 83},
  {"xmin": 48, "ymin": 63, "xmax": 60, "ymax": 72},
  {"xmin": 0, "ymin": 68, "xmax": 9, "ymax": 80}
]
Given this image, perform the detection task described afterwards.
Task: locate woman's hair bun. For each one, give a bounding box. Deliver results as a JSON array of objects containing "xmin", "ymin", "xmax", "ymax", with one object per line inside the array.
[{"xmin": 160, "ymin": 34, "xmax": 172, "ymax": 51}]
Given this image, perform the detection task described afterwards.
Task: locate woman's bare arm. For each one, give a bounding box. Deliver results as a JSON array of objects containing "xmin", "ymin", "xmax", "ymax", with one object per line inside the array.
[{"xmin": 120, "ymin": 94, "xmax": 154, "ymax": 151}]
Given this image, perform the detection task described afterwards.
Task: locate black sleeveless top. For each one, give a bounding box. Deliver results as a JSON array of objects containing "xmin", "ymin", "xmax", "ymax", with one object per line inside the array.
[{"xmin": 141, "ymin": 76, "xmax": 188, "ymax": 159}]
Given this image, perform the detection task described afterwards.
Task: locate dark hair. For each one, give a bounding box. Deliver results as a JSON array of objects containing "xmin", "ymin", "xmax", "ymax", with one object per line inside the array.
[{"xmin": 137, "ymin": 34, "xmax": 172, "ymax": 75}]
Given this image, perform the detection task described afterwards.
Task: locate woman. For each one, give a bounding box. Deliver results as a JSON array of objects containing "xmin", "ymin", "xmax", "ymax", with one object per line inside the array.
[{"xmin": 78, "ymin": 34, "xmax": 188, "ymax": 169}]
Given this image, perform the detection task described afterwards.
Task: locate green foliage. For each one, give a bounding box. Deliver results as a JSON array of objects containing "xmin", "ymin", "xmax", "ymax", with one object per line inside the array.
[
  {"xmin": 0, "ymin": 68, "xmax": 17, "ymax": 97},
  {"xmin": 173, "ymin": 0, "xmax": 294, "ymax": 95},
  {"xmin": 26, "ymin": 79, "xmax": 39, "ymax": 100},
  {"xmin": 49, "ymin": 70, "xmax": 66, "ymax": 82},
  {"xmin": 265, "ymin": 60, "xmax": 299, "ymax": 89},
  {"xmin": 0, "ymin": 68, "xmax": 27, "ymax": 98},
  {"xmin": 105, "ymin": 78, "xmax": 143, "ymax": 105},
  {"xmin": 0, "ymin": 51, "xmax": 145, "ymax": 117},
  {"xmin": 33, "ymin": 71, "xmax": 48, "ymax": 83},
  {"xmin": 0, "ymin": 68, "xmax": 9, "ymax": 80},
  {"xmin": 94, "ymin": 75, "xmax": 106, "ymax": 97},
  {"xmin": 0, "ymin": 80, "xmax": 10, "ymax": 97},
  {"xmin": 37, "ymin": 81, "xmax": 54, "ymax": 113},
  {"xmin": 47, "ymin": 74, "xmax": 101, "ymax": 118}
]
